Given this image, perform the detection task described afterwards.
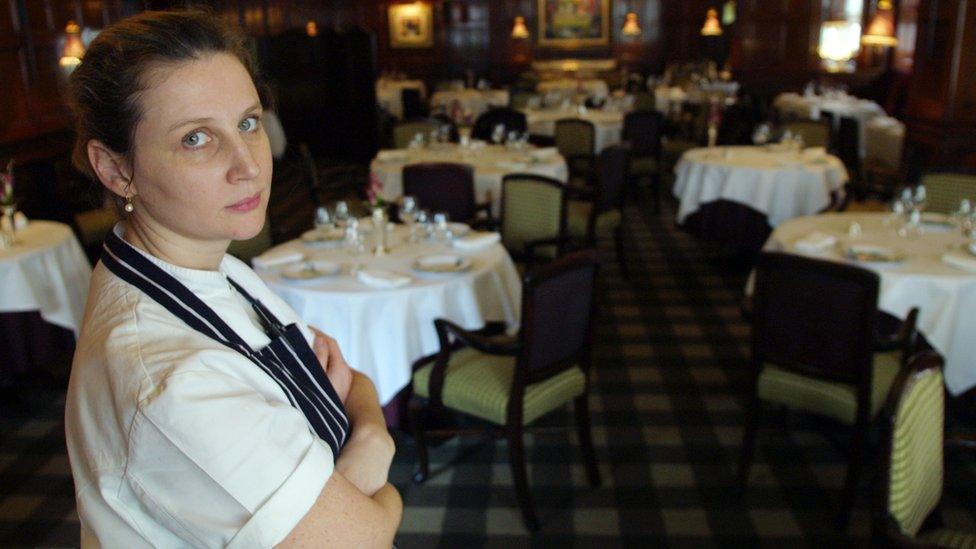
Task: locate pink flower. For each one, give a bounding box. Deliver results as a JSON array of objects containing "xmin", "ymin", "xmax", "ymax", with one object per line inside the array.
[{"xmin": 366, "ymin": 173, "xmax": 384, "ymax": 206}]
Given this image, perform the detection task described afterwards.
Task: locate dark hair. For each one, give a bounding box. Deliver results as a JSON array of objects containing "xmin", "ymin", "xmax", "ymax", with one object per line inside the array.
[{"xmin": 67, "ymin": 9, "xmax": 269, "ymax": 181}]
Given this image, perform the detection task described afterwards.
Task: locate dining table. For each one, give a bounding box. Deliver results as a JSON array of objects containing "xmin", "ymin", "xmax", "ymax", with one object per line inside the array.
[
  {"xmin": 0, "ymin": 220, "xmax": 92, "ymax": 378},
  {"xmin": 430, "ymin": 88, "xmax": 510, "ymax": 123},
  {"xmin": 773, "ymin": 92, "xmax": 886, "ymax": 157},
  {"xmin": 757, "ymin": 212, "xmax": 976, "ymax": 397},
  {"xmin": 536, "ymin": 78, "xmax": 609, "ymax": 100},
  {"xmin": 673, "ymin": 145, "xmax": 849, "ymax": 251},
  {"xmin": 521, "ymin": 106, "xmax": 625, "ymax": 154},
  {"xmin": 254, "ymin": 225, "xmax": 521, "ymax": 406},
  {"xmin": 376, "ymin": 78, "xmax": 427, "ymax": 119},
  {"xmin": 370, "ymin": 142, "xmax": 568, "ymax": 215}
]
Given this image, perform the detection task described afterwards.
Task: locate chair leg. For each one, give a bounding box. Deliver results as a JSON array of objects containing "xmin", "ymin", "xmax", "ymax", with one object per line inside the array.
[
  {"xmin": 408, "ymin": 400, "xmax": 431, "ymax": 484},
  {"xmin": 736, "ymin": 393, "xmax": 761, "ymax": 492},
  {"xmin": 507, "ymin": 424, "xmax": 540, "ymax": 532},
  {"xmin": 613, "ymin": 225, "xmax": 630, "ymax": 281},
  {"xmin": 574, "ymin": 394, "xmax": 601, "ymax": 487}
]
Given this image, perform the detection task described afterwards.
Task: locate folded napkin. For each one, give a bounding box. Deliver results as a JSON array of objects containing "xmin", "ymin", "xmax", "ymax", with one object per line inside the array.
[
  {"xmin": 870, "ymin": 116, "xmax": 900, "ymax": 128},
  {"xmin": 802, "ymin": 146, "xmax": 827, "ymax": 160},
  {"xmin": 0, "ymin": 212, "xmax": 28, "ymax": 231},
  {"xmin": 356, "ymin": 268, "xmax": 411, "ymax": 289},
  {"xmin": 530, "ymin": 147, "xmax": 559, "ymax": 161},
  {"xmin": 941, "ymin": 252, "xmax": 976, "ymax": 273},
  {"xmin": 497, "ymin": 161, "xmax": 527, "ymax": 171},
  {"xmin": 793, "ymin": 231, "xmax": 837, "ymax": 254},
  {"xmin": 376, "ymin": 149, "xmax": 408, "ymax": 162},
  {"xmin": 252, "ymin": 249, "xmax": 304, "ymax": 269},
  {"xmin": 453, "ymin": 231, "xmax": 501, "ymax": 251}
]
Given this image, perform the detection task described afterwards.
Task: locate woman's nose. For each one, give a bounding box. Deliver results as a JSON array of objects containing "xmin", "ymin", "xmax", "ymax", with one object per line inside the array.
[{"xmin": 228, "ymin": 137, "xmax": 262, "ymax": 182}]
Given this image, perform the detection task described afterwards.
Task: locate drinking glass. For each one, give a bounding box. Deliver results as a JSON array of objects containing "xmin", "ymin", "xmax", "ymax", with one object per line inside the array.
[
  {"xmin": 343, "ymin": 218, "xmax": 365, "ymax": 255},
  {"xmin": 314, "ymin": 206, "xmax": 333, "ymax": 231},
  {"xmin": 432, "ymin": 211, "xmax": 452, "ymax": 243},
  {"xmin": 911, "ymin": 185, "xmax": 927, "ymax": 214},
  {"xmin": 491, "ymin": 124, "xmax": 505, "ymax": 145},
  {"xmin": 334, "ymin": 200, "xmax": 350, "ymax": 228}
]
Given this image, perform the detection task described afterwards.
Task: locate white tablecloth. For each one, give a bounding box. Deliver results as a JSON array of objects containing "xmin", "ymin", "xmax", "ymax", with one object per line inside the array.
[
  {"xmin": 673, "ymin": 146, "xmax": 849, "ymax": 227},
  {"xmin": 256, "ymin": 228, "xmax": 522, "ymax": 404},
  {"xmin": 865, "ymin": 116, "xmax": 905, "ymax": 169},
  {"xmin": 370, "ymin": 144, "xmax": 568, "ymax": 215},
  {"xmin": 537, "ymin": 79, "xmax": 609, "ymax": 99},
  {"xmin": 430, "ymin": 89, "xmax": 510, "ymax": 122},
  {"xmin": 522, "ymin": 108, "xmax": 624, "ymax": 154},
  {"xmin": 760, "ymin": 212, "xmax": 976, "ymax": 396},
  {"xmin": 376, "ymin": 79, "xmax": 427, "ymax": 119},
  {"xmin": 0, "ymin": 220, "xmax": 91, "ymax": 336},
  {"xmin": 773, "ymin": 93, "xmax": 885, "ymax": 157}
]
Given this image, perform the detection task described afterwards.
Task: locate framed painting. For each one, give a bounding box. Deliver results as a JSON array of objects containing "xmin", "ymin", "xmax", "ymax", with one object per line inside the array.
[
  {"xmin": 537, "ymin": 0, "xmax": 611, "ymax": 48},
  {"xmin": 388, "ymin": 3, "xmax": 435, "ymax": 49}
]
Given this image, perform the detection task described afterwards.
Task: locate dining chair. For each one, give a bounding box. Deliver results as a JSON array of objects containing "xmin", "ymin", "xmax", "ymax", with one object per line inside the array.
[
  {"xmin": 738, "ymin": 251, "xmax": 919, "ymax": 530},
  {"xmin": 566, "ymin": 144, "xmax": 630, "ymax": 279},
  {"xmin": 834, "ymin": 116, "xmax": 864, "ymax": 203},
  {"xmin": 716, "ymin": 104, "xmax": 758, "ymax": 147},
  {"xmin": 622, "ymin": 110, "xmax": 664, "ymax": 212},
  {"xmin": 402, "ymin": 162, "xmax": 491, "ymax": 225},
  {"xmin": 819, "ymin": 110, "xmax": 837, "ymax": 149},
  {"xmin": 409, "ymin": 249, "xmax": 602, "ymax": 532},
  {"xmin": 783, "ymin": 120, "xmax": 831, "ymax": 149},
  {"xmin": 555, "ymin": 118, "xmax": 597, "ymax": 186},
  {"xmin": 499, "ymin": 173, "xmax": 567, "ymax": 269},
  {"xmin": 920, "ymin": 172, "xmax": 976, "ymax": 215},
  {"xmin": 392, "ymin": 119, "xmax": 443, "ymax": 149},
  {"xmin": 401, "ymin": 87, "xmax": 428, "ymax": 119},
  {"xmin": 471, "ymin": 108, "xmax": 528, "ymax": 142},
  {"xmin": 874, "ymin": 351, "xmax": 976, "ymax": 547}
]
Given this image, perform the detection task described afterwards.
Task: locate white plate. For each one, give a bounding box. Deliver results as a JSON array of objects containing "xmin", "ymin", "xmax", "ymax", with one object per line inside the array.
[
  {"xmin": 844, "ymin": 244, "xmax": 905, "ymax": 263},
  {"xmin": 301, "ymin": 228, "xmax": 344, "ymax": 246},
  {"xmin": 447, "ymin": 222, "xmax": 471, "ymax": 237},
  {"xmin": 412, "ymin": 254, "xmax": 472, "ymax": 274},
  {"xmin": 920, "ymin": 213, "xmax": 955, "ymax": 233},
  {"xmin": 281, "ymin": 260, "xmax": 341, "ymax": 281}
]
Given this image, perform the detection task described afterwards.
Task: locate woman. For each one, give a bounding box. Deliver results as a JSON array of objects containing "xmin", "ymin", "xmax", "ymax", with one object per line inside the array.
[{"xmin": 64, "ymin": 10, "xmax": 401, "ymax": 548}]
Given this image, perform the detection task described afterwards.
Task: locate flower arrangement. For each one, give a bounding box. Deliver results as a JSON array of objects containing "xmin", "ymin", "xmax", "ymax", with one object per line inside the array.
[
  {"xmin": 0, "ymin": 160, "xmax": 14, "ymax": 207},
  {"xmin": 365, "ymin": 172, "xmax": 385, "ymax": 209}
]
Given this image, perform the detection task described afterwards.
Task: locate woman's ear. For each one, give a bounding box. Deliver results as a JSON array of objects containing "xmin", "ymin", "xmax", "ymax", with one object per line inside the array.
[{"xmin": 87, "ymin": 140, "xmax": 133, "ymax": 198}]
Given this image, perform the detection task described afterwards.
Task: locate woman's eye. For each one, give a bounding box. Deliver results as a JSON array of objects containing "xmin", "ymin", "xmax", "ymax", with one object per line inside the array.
[
  {"xmin": 239, "ymin": 116, "xmax": 259, "ymax": 133},
  {"xmin": 182, "ymin": 130, "xmax": 212, "ymax": 149}
]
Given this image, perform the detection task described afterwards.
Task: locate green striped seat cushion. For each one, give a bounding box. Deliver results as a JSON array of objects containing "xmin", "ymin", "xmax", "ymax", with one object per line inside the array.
[
  {"xmin": 501, "ymin": 178, "xmax": 563, "ymax": 259},
  {"xmin": 566, "ymin": 200, "xmax": 621, "ymax": 239},
  {"xmin": 890, "ymin": 367, "xmax": 945, "ymax": 537},
  {"xmin": 921, "ymin": 173, "xmax": 976, "ymax": 215},
  {"xmin": 412, "ymin": 346, "xmax": 586, "ymax": 426},
  {"xmin": 757, "ymin": 350, "xmax": 902, "ymax": 425},
  {"xmin": 918, "ymin": 529, "xmax": 976, "ymax": 548}
]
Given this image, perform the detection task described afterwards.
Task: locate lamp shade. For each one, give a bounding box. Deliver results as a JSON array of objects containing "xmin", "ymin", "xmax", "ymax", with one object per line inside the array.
[
  {"xmin": 862, "ymin": 1, "xmax": 898, "ymax": 47},
  {"xmin": 818, "ymin": 20, "xmax": 861, "ymax": 61},
  {"xmin": 59, "ymin": 21, "xmax": 85, "ymax": 69},
  {"xmin": 511, "ymin": 15, "xmax": 529, "ymax": 39},
  {"xmin": 701, "ymin": 9, "xmax": 723, "ymax": 36},
  {"xmin": 622, "ymin": 12, "xmax": 642, "ymax": 36}
]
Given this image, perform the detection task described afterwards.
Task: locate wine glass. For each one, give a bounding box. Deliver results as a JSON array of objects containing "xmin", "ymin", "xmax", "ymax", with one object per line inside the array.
[
  {"xmin": 314, "ymin": 206, "xmax": 333, "ymax": 231},
  {"xmin": 912, "ymin": 185, "xmax": 927, "ymax": 215},
  {"xmin": 491, "ymin": 124, "xmax": 505, "ymax": 145},
  {"xmin": 333, "ymin": 200, "xmax": 350, "ymax": 228},
  {"xmin": 433, "ymin": 211, "xmax": 452, "ymax": 242},
  {"xmin": 401, "ymin": 195, "xmax": 418, "ymax": 241}
]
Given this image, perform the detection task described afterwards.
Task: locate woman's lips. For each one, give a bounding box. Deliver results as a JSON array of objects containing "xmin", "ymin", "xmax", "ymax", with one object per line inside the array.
[{"xmin": 227, "ymin": 192, "xmax": 261, "ymax": 213}]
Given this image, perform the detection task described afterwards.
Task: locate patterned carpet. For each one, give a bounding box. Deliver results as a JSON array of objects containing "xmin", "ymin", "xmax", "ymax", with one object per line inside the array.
[{"xmin": 2, "ymin": 196, "xmax": 975, "ymax": 547}]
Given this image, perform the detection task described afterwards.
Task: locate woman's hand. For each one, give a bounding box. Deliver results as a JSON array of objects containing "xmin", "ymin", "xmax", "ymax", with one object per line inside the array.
[
  {"xmin": 335, "ymin": 419, "xmax": 396, "ymax": 496},
  {"xmin": 310, "ymin": 326, "xmax": 353, "ymax": 404}
]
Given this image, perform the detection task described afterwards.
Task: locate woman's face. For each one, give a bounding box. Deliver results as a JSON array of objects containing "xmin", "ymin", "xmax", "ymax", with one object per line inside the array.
[{"xmin": 128, "ymin": 52, "xmax": 272, "ymax": 245}]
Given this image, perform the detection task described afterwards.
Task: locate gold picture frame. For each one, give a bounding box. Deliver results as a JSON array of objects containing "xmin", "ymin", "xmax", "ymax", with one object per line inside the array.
[
  {"xmin": 388, "ymin": 3, "xmax": 434, "ymax": 49},
  {"xmin": 537, "ymin": 0, "xmax": 611, "ymax": 48}
]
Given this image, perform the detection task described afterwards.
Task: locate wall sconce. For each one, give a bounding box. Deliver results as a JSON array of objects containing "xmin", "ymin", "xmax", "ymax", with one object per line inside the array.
[
  {"xmin": 700, "ymin": 9, "xmax": 723, "ymax": 36},
  {"xmin": 819, "ymin": 20, "xmax": 861, "ymax": 72},
  {"xmin": 306, "ymin": 21, "xmax": 318, "ymax": 37},
  {"xmin": 511, "ymin": 16, "xmax": 530, "ymax": 39},
  {"xmin": 721, "ymin": 1, "xmax": 737, "ymax": 25},
  {"xmin": 622, "ymin": 12, "xmax": 642, "ymax": 37},
  {"xmin": 862, "ymin": 0, "xmax": 898, "ymax": 47},
  {"xmin": 59, "ymin": 21, "xmax": 85, "ymax": 71}
]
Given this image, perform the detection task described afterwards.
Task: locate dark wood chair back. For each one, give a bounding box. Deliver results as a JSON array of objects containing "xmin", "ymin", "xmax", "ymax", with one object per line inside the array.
[
  {"xmin": 623, "ymin": 110, "xmax": 664, "ymax": 158},
  {"xmin": 471, "ymin": 108, "xmax": 528, "ymax": 142},
  {"xmin": 402, "ymin": 162, "xmax": 477, "ymax": 222}
]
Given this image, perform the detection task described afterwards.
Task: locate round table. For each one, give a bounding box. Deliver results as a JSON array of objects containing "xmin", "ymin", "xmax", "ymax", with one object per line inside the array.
[
  {"xmin": 521, "ymin": 107, "xmax": 625, "ymax": 154},
  {"xmin": 762, "ymin": 212, "xmax": 976, "ymax": 397},
  {"xmin": 370, "ymin": 143, "xmax": 568, "ymax": 215},
  {"xmin": 673, "ymin": 146, "xmax": 849, "ymax": 250},
  {"xmin": 0, "ymin": 220, "xmax": 92, "ymax": 380},
  {"xmin": 255, "ymin": 227, "xmax": 522, "ymax": 405}
]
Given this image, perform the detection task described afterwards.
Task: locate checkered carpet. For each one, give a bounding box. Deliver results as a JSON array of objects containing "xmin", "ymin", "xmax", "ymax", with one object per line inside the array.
[{"xmin": 3, "ymin": 196, "xmax": 975, "ymax": 547}]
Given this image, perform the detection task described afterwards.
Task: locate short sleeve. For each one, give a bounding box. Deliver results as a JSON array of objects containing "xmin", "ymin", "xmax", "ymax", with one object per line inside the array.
[{"xmin": 126, "ymin": 365, "xmax": 334, "ymax": 548}]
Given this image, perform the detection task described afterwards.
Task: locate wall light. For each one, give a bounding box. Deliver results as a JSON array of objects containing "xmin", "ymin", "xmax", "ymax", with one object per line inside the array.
[
  {"xmin": 622, "ymin": 12, "xmax": 642, "ymax": 36},
  {"xmin": 700, "ymin": 9, "xmax": 723, "ymax": 36},
  {"xmin": 862, "ymin": 0, "xmax": 898, "ymax": 47},
  {"xmin": 59, "ymin": 21, "xmax": 85, "ymax": 71},
  {"xmin": 511, "ymin": 15, "xmax": 530, "ymax": 39}
]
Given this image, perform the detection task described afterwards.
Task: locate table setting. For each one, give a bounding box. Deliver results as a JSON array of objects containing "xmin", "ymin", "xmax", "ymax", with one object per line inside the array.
[
  {"xmin": 773, "ymin": 90, "xmax": 886, "ymax": 157},
  {"xmin": 430, "ymin": 88, "xmax": 510, "ymax": 125},
  {"xmin": 758, "ymin": 198, "xmax": 976, "ymax": 397},
  {"xmin": 370, "ymin": 141, "xmax": 567, "ymax": 215},
  {"xmin": 253, "ymin": 209, "xmax": 521, "ymax": 405},
  {"xmin": 521, "ymin": 104, "xmax": 626, "ymax": 154}
]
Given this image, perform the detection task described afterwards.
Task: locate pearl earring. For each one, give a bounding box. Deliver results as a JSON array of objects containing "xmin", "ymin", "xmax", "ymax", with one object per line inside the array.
[{"xmin": 124, "ymin": 196, "xmax": 134, "ymax": 213}]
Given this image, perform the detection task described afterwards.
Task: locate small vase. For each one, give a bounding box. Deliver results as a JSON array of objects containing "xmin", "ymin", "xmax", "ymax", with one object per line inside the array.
[
  {"xmin": 372, "ymin": 207, "xmax": 388, "ymax": 256},
  {"xmin": 1, "ymin": 204, "xmax": 17, "ymax": 248}
]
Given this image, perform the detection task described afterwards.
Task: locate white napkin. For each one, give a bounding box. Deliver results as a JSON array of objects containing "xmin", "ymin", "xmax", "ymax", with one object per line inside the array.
[
  {"xmin": 941, "ymin": 252, "xmax": 976, "ymax": 273},
  {"xmin": 453, "ymin": 231, "xmax": 501, "ymax": 251},
  {"xmin": 794, "ymin": 231, "xmax": 837, "ymax": 254},
  {"xmin": 497, "ymin": 161, "xmax": 527, "ymax": 171},
  {"xmin": 356, "ymin": 269, "xmax": 411, "ymax": 289},
  {"xmin": 252, "ymin": 249, "xmax": 304, "ymax": 269},
  {"xmin": 376, "ymin": 149, "xmax": 408, "ymax": 162},
  {"xmin": 802, "ymin": 146, "xmax": 827, "ymax": 160},
  {"xmin": 530, "ymin": 147, "xmax": 559, "ymax": 161},
  {"xmin": 0, "ymin": 212, "xmax": 28, "ymax": 231}
]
